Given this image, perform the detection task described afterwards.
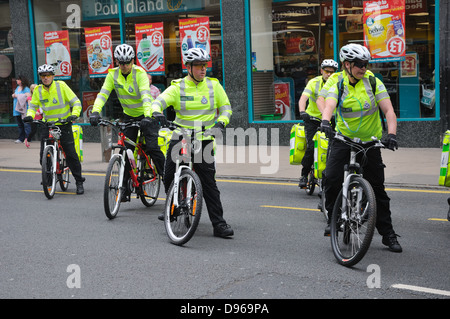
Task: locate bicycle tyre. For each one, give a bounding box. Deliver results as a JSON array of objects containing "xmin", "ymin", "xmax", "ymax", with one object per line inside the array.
[
  {"xmin": 139, "ymin": 158, "xmax": 160, "ymax": 207},
  {"xmin": 330, "ymin": 176, "xmax": 377, "ymax": 267},
  {"xmin": 305, "ymin": 169, "xmax": 315, "ymax": 195},
  {"xmin": 318, "ymin": 183, "xmax": 328, "ymax": 222},
  {"xmin": 164, "ymin": 169, "xmax": 203, "ymax": 246},
  {"xmin": 42, "ymin": 146, "xmax": 56, "ymax": 199},
  {"xmin": 104, "ymin": 155, "xmax": 123, "ymax": 219},
  {"xmin": 58, "ymin": 151, "xmax": 70, "ymax": 191}
]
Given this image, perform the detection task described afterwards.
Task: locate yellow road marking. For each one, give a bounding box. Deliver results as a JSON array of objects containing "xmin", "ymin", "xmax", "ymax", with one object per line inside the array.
[
  {"xmin": 428, "ymin": 218, "xmax": 448, "ymax": 222},
  {"xmin": 21, "ymin": 189, "xmax": 75, "ymax": 195},
  {"xmin": 261, "ymin": 205, "xmax": 319, "ymax": 212}
]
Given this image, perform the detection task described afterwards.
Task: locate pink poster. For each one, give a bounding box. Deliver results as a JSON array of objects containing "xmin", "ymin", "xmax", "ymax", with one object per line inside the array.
[
  {"xmin": 135, "ymin": 23, "xmax": 165, "ymax": 75},
  {"xmin": 179, "ymin": 17, "xmax": 211, "ymax": 70},
  {"xmin": 84, "ymin": 26, "xmax": 114, "ymax": 78},
  {"xmin": 275, "ymin": 82, "xmax": 291, "ymax": 120}
]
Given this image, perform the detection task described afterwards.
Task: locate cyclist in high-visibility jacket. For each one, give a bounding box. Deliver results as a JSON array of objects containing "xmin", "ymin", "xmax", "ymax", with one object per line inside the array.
[
  {"xmin": 298, "ymin": 59, "xmax": 338, "ymax": 188},
  {"xmin": 24, "ymin": 64, "xmax": 85, "ymax": 194},
  {"xmin": 89, "ymin": 44, "xmax": 165, "ymax": 201},
  {"xmin": 149, "ymin": 48, "xmax": 234, "ymax": 238},
  {"xmin": 320, "ymin": 43, "xmax": 402, "ymax": 252}
]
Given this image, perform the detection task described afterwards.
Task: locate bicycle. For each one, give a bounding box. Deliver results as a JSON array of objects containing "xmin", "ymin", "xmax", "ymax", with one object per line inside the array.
[
  {"xmin": 99, "ymin": 119, "xmax": 161, "ymax": 219},
  {"xmin": 35, "ymin": 119, "xmax": 72, "ymax": 199},
  {"xmin": 163, "ymin": 121, "xmax": 205, "ymax": 246},
  {"xmin": 329, "ymin": 132, "xmax": 384, "ymax": 267}
]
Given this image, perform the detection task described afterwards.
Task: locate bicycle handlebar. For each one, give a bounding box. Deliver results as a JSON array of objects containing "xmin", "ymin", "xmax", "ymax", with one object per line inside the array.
[
  {"xmin": 33, "ymin": 118, "xmax": 73, "ymax": 126},
  {"xmin": 98, "ymin": 119, "xmax": 141, "ymax": 131},
  {"xmin": 333, "ymin": 132, "xmax": 385, "ymax": 149}
]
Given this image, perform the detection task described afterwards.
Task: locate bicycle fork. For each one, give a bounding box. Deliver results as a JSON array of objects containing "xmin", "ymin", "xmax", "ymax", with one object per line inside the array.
[
  {"xmin": 340, "ymin": 151, "xmax": 363, "ymax": 222},
  {"xmin": 172, "ymin": 163, "xmax": 193, "ymax": 209}
]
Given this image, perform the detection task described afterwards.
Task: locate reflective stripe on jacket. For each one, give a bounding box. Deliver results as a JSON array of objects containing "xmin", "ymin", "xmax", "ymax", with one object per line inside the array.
[
  {"xmin": 92, "ymin": 65, "xmax": 152, "ymax": 117},
  {"xmin": 149, "ymin": 77, "xmax": 232, "ymax": 137},
  {"xmin": 27, "ymin": 81, "xmax": 81, "ymax": 121}
]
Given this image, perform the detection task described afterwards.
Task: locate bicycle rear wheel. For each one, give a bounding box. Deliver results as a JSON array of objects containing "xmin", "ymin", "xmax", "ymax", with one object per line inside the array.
[
  {"xmin": 139, "ymin": 158, "xmax": 160, "ymax": 207},
  {"xmin": 58, "ymin": 151, "xmax": 70, "ymax": 191},
  {"xmin": 104, "ymin": 155, "xmax": 123, "ymax": 219},
  {"xmin": 330, "ymin": 176, "xmax": 377, "ymax": 267},
  {"xmin": 164, "ymin": 169, "xmax": 203, "ymax": 246},
  {"xmin": 305, "ymin": 169, "xmax": 316, "ymax": 195},
  {"xmin": 42, "ymin": 146, "xmax": 56, "ymax": 199}
]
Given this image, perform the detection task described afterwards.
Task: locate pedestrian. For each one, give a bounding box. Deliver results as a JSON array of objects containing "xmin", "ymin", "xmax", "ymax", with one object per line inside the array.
[
  {"xmin": 320, "ymin": 43, "xmax": 402, "ymax": 252},
  {"xmin": 297, "ymin": 59, "xmax": 338, "ymax": 188},
  {"xmin": 147, "ymin": 73, "xmax": 161, "ymax": 100},
  {"xmin": 149, "ymin": 47, "xmax": 234, "ymax": 238},
  {"xmin": 23, "ymin": 64, "xmax": 85, "ymax": 194},
  {"xmin": 12, "ymin": 75, "xmax": 31, "ymax": 145},
  {"xmin": 89, "ymin": 43, "xmax": 166, "ymax": 202}
]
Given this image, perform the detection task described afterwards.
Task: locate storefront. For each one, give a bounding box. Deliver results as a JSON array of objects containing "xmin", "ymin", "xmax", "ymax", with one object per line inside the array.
[{"xmin": 0, "ymin": 0, "xmax": 444, "ymax": 147}]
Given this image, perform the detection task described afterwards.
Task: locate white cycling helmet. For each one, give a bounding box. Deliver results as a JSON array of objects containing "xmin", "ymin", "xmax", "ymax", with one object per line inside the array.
[
  {"xmin": 321, "ymin": 59, "xmax": 339, "ymax": 70},
  {"xmin": 339, "ymin": 43, "xmax": 371, "ymax": 62},
  {"xmin": 114, "ymin": 44, "xmax": 135, "ymax": 62},
  {"xmin": 38, "ymin": 64, "xmax": 55, "ymax": 75},
  {"xmin": 183, "ymin": 48, "xmax": 211, "ymax": 65}
]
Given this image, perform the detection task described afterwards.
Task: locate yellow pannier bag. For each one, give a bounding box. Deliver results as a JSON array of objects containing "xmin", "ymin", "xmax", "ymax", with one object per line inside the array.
[
  {"xmin": 158, "ymin": 128, "xmax": 173, "ymax": 156},
  {"xmin": 72, "ymin": 124, "xmax": 83, "ymax": 162},
  {"xmin": 313, "ymin": 131, "xmax": 328, "ymax": 179},
  {"xmin": 289, "ymin": 124, "xmax": 306, "ymax": 165},
  {"xmin": 439, "ymin": 130, "xmax": 450, "ymax": 186}
]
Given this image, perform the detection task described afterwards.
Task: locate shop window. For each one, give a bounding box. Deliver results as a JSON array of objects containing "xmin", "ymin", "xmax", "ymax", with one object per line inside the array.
[
  {"xmin": 249, "ymin": 0, "xmax": 330, "ymax": 122},
  {"xmin": 32, "ymin": 0, "xmax": 223, "ymax": 122}
]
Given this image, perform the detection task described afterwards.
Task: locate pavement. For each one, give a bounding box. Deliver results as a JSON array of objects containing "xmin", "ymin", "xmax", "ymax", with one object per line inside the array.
[{"xmin": 0, "ymin": 138, "xmax": 447, "ymax": 190}]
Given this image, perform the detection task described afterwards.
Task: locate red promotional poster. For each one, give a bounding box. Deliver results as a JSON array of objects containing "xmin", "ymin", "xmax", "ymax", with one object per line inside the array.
[
  {"xmin": 82, "ymin": 91, "xmax": 99, "ymax": 123},
  {"xmin": 285, "ymin": 37, "xmax": 316, "ymax": 55},
  {"xmin": 363, "ymin": 0, "xmax": 406, "ymax": 62},
  {"xmin": 135, "ymin": 23, "xmax": 165, "ymax": 75},
  {"xmin": 179, "ymin": 17, "xmax": 211, "ymax": 70},
  {"xmin": 84, "ymin": 26, "xmax": 114, "ymax": 78},
  {"xmin": 275, "ymin": 82, "xmax": 291, "ymax": 120},
  {"xmin": 44, "ymin": 30, "xmax": 72, "ymax": 80}
]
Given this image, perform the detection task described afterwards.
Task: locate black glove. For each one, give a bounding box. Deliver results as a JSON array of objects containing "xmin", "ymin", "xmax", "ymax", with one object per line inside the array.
[
  {"xmin": 300, "ymin": 111, "xmax": 310, "ymax": 123},
  {"xmin": 140, "ymin": 116, "xmax": 153, "ymax": 130},
  {"xmin": 23, "ymin": 116, "xmax": 33, "ymax": 123},
  {"xmin": 320, "ymin": 120, "xmax": 334, "ymax": 138},
  {"xmin": 382, "ymin": 133, "xmax": 398, "ymax": 151},
  {"xmin": 67, "ymin": 115, "xmax": 78, "ymax": 122},
  {"xmin": 208, "ymin": 121, "xmax": 225, "ymax": 138},
  {"xmin": 89, "ymin": 112, "xmax": 100, "ymax": 126},
  {"xmin": 152, "ymin": 111, "xmax": 168, "ymax": 127}
]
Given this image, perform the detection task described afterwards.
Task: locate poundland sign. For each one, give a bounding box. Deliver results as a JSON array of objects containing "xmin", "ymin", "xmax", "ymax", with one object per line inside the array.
[{"xmin": 82, "ymin": 0, "xmax": 203, "ymax": 20}]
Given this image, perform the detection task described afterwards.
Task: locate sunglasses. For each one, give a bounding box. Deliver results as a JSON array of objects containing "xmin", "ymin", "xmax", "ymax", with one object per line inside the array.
[
  {"xmin": 119, "ymin": 61, "xmax": 132, "ymax": 65},
  {"xmin": 40, "ymin": 74, "xmax": 53, "ymax": 78},
  {"xmin": 192, "ymin": 63, "xmax": 208, "ymax": 68},
  {"xmin": 353, "ymin": 60, "xmax": 368, "ymax": 69},
  {"xmin": 322, "ymin": 69, "xmax": 335, "ymax": 75}
]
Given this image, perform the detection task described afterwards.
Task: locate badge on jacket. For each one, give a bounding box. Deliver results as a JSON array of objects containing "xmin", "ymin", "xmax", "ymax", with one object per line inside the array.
[
  {"xmin": 128, "ymin": 87, "xmax": 134, "ymax": 93},
  {"xmin": 53, "ymin": 98, "xmax": 58, "ymax": 104},
  {"xmin": 201, "ymin": 96, "xmax": 208, "ymax": 104}
]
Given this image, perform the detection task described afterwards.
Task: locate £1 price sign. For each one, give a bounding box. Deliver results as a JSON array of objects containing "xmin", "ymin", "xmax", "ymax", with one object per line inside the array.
[{"xmin": 387, "ymin": 36, "xmax": 405, "ymax": 57}]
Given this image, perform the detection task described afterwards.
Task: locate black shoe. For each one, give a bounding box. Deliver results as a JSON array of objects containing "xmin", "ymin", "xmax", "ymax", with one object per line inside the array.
[
  {"xmin": 382, "ymin": 233, "xmax": 402, "ymax": 252},
  {"xmin": 76, "ymin": 182, "xmax": 84, "ymax": 195},
  {"xmin": 213, "ymin": 224, "xmax": 234, "ymax": 238},
  {"xmin": 298, "ymin": 176, "xmax": 308, "ymax": 188},
  {"xmin": 324, "ymin": 224, "xmax": 330, "ymax": 237},
  {"xmin": 158, "ymin": 212, "xmax": 164, "ymax": 221}
]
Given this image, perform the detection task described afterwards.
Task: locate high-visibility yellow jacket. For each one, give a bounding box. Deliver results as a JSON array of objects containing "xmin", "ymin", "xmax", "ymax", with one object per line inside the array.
[
  {"xmin": 325, "ymin": 71, "xmax": 390, "ymax": 141},
  {"xmin": 27, "ymin": 80, "xmax": 81, "ymax": 121},
  {"xmin": 302, "ymin": 75, "xmax": 326, "ymax": 119},
  {"xmin": 92, "ymin": 65, "xmax": 152, "ymax": 117},
  {"xmin": 148, "ymin": 77, "xmax": 232, "ymax": 136}
]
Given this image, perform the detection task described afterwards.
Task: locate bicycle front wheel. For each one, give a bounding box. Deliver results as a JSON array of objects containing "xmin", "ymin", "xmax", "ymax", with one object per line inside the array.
[
  {"xmin": 330, "ymin": 176, "xmax": 377, "ymax": 267},
  {"xmin": 104, "ymin": 155, "xmax": 123, "ymax": 219},
  {"xmin": 58, "ymin": 151, "xmax": 70, "ymax": 191},
  {"xmin": 164, "ymin": 169, "xmax": 203, "ymax": 246},
  {"xmin": 139, "ymin": 158, "xmax": 161, "ymax": 207},
  {"xmin": 42, "ymin": 146, "xmax": 56, "ymax": 199}
]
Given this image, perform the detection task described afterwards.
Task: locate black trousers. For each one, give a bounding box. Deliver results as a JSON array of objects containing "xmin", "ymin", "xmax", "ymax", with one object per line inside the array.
[
  {"xmin": 300, "ymin": 119, "xmax": 321, "ymax": 177},
  {"xmin": 323, "ymin": 139, "xmax": 395, "ymax": 236},
  {"xmin": 40, "ymin": 123, "xmax": 83, "ymax": 183},
  {"xmin": 122, "ymin": 114, "xmax": 166, "ymax": 177},
  {"xmin": 163, "ymin": 138, "xmax": 227, "ymax": 227}
]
